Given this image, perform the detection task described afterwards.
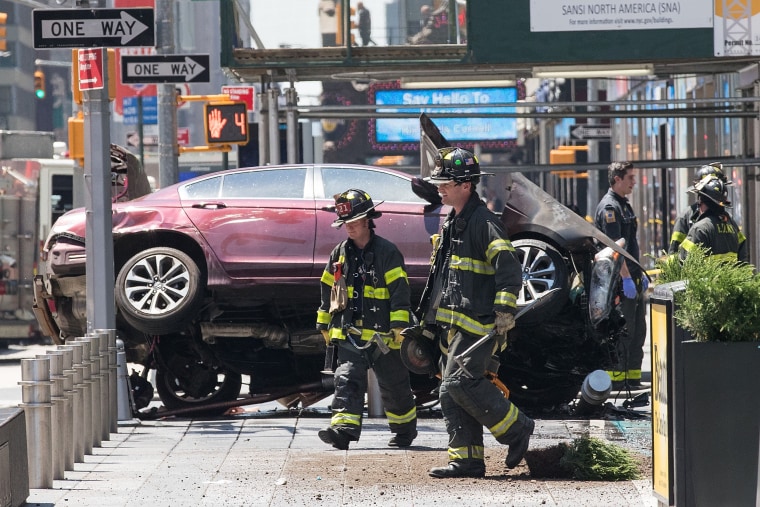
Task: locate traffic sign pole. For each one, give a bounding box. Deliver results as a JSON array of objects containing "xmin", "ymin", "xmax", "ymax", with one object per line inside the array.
[{"xmin": 79, "ymin": 3, "xmax": 116, "ymax": 334}]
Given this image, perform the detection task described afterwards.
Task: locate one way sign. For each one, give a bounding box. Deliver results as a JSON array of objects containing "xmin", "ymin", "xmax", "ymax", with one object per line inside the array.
[
  {"xmin": 121, "ymin": 55, "xmax": 210, "ymax": 84},
  {"xmin": 570, "ymin": 124, "xmax": 611, "ymax": 141},
  {"xmin": 33, "ymin": 8, "xmax": 155, "ymax": 49}
]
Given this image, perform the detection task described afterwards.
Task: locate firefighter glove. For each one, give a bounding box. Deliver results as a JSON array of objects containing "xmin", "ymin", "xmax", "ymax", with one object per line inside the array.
[
  {"xmin": 321, "ymin": 329, "xmax": 330, "ymax": 345},
  {"xmin": 494, "ymin": 311, "xmax": 516, "ymax": 336},
  {"xmin": 392, "ymin": 327, "xmax": 404, "ymax": 344},
  {"xmin": 622, "ymin": 277, "xmax": 637, "ymax": 299}
]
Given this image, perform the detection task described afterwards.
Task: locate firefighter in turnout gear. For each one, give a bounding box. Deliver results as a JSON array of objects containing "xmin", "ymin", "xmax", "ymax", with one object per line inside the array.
[
  {"xmin": 417, "ymin": 147, "xmax": 534, "ymax": 478},
  {"xmin": 316, "ymin": 189, "xmax": 417, "ymax": 450},
  {"xmin": 679, "ymin": 175, "xmax": 744, "ymax": 263},
  {"xmin": 594, "ymin": 161, "xmax": 649, "ymax": 391},
  {"xmin": 668, "ymin": 163, "xmax": 748, "ymax": 263}
]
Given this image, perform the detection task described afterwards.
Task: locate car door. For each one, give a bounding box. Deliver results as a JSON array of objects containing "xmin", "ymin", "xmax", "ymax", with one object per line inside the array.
[
  {"xmin": 180, "ymin": 167, "xmax": 316, "ymax": 279},
  {"xmin": 313, "ymin": 165, "xmax": 446, "ymax": 282}
]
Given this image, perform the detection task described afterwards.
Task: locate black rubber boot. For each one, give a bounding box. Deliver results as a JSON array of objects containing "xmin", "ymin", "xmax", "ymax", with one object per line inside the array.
[
  {"xmin": 505, "ymin": 418, "xmax": 534, "ymax": 469},
  {"xmin": 388, "ymin": 430, "xmax": 418, "ymax": 448},
  {"xmin": 428, "ymin": 459, "xmax": 486, "ymax": 478},
  {"xmin": 318, "ymin": 427, "xmax": 352, "ymax": 450}
]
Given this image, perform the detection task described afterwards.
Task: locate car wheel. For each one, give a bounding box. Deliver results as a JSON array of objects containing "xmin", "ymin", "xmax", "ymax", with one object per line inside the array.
[
  {"xmin": 155, "ymin": 360, "xmax": 242, "ymax": 414},
  {"xmin": 115, "ymin": 247, "xmax": 205, "ymax": 335},
  {"xmin": 512, "ymin": 239, "xmax": 570, "ymax": 324}
]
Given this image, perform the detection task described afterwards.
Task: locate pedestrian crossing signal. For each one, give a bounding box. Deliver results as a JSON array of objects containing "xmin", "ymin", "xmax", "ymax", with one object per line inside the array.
[{"xmin": 203, "ymin": 102, "xmax": 248, "ymax": 145}]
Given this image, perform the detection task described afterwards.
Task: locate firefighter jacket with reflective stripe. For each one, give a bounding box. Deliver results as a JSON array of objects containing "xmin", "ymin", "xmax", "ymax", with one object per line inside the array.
[
  {"xmin": 670, "ymin": 203, "xmax": 748, "ymax": 263},
  {"xmin": 594, "ymin": 188, "xmax": 643, "ymax": 284},
  {"xmin": 679, "ymin": 209, "xmax": 742, "ymax": 263},
  {"xmin": 417, "ymin": 192, "xmax": 522, "ymax": 337},
  {"xmin": 316, "ymin": 233, "xmax": 411, "ymax": 345}
]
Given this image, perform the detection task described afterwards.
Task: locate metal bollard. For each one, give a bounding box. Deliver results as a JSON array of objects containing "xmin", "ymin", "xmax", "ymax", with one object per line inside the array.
[
  {"xmin": 19, "ymin": 357, "xmax": 53, "ymax": 489},
  {"xmin": 94, "ymin": 328, "xmax": 118, "ymax": 434},
  {"xmin": 55, "ymin": 345, "xmax": 76, "ymax": 471},
  {"xmin": 87, "ymin": 332, "xmax": 110, "ymax": 441},
  {"xmin": 71, "ymin": 340, "xmax": 93, "ymax": 455},
  {"xmin": 39, "ymin": 352, "xmax": 65, "ymax": 480},
  {"xmin": 65, "ymin": 342, "xmax": 86, "ymax": 463},
  {"xmin": 116, "ymin": 339, "xmax": 135, "ymax": 421},
  {"xmin": 95, "ymin": 329, "xmax": 119, "ymax": 433},
  {"xmin": 76, "ymin": 336, "xmax": 101, "ymax": 449}
]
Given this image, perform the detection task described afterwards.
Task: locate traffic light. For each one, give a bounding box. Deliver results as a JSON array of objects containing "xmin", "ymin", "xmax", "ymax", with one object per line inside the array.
[
  {"xmin": 34, "ymin": 70, "xmax": 46, "ymax": 99},
  {"xmin": 203, "ymin": 102, "xmax": 249, "ymax": 145},
  {"xmin": 0, "ymin": 12, "xmax": 7, "ymax": 52}
]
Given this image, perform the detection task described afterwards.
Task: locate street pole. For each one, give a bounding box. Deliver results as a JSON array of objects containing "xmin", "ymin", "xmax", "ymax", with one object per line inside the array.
[
  {"xmin": 156, "ymin": 0, "xmax": 178, "ymax": 187},
  {"xmin": 79, "ymin": 0, "xmax": 115, "ymax": 332}
]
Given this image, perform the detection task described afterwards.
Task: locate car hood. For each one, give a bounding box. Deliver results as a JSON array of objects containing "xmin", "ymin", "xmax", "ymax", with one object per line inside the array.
[{"xmin": 502, "ymin": 172, "xmax": 641, "ymax": 268}]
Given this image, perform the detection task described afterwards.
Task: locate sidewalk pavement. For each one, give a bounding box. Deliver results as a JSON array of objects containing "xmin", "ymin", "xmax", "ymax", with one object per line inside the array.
[{"xmin": 24, "ymin": 408, "xmax": 656, "ymax": 507}]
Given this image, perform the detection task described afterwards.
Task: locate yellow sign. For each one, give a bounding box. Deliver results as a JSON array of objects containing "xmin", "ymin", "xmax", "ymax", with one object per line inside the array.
[{"xmin": 651, "ymin": 302, "xmax": 671, "ymax": 503}]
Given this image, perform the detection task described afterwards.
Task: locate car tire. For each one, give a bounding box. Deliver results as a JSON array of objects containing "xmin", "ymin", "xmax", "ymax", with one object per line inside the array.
[
  {"xmin": 115, "ymin": 247, "xmax": 205, "ymax": 336},
  {"xmin": 512, "ymin": 239, "xmax": 570, "ymax": 325},
  {"xmin": 156, "ymin": 366, "xmax": 242, "ymax": 414}
]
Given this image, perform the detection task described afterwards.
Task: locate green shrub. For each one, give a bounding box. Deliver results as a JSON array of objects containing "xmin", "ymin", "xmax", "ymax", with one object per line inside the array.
[
  {"xmin": 656, "ymin": 247, "xmax": 760, "ymax": 342},
  {"xmin": 559, "ymin": 435, "xmax": 640, "ymax": 481}
]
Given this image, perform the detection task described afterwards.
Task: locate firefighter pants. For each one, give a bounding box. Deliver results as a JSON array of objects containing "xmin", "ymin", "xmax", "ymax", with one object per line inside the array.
[
  {"xmin": 609, "ymin": 290, "xmax": 647, "ymax": 382},
  {"xmin": 439, "ymin": 327, "xmax": 532, "ymax": 463},
  {"xmin": 329, "ymin": 341, "xmax": 417, "ymax": 441}
]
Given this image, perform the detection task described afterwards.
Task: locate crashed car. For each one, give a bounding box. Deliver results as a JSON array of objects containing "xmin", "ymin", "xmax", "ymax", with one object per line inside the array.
[{"xmin": 34, "ymin": 162, "xmax": 633, "ymax": 414}]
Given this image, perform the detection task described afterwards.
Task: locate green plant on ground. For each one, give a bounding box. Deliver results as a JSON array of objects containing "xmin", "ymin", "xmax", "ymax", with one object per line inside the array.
[
  {"xmin": 559, "ymin": 434, "xmax": 640, "ymax": 481},
  {"xmin": 656, "ymin": 246, "xmax": 760, "ymax": 342}
]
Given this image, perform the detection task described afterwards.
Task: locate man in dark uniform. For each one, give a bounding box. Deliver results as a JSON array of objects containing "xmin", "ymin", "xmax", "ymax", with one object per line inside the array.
[
  {"xmin": 679, "ymin": 175, "xmax": 742, "ymax": 263},
  {"xmin": 668, "ymin": 163, "xmax": 748, "ymax": 263},
  {"xmin": 594, "ymin": 161, "xmax": 649, "ymax": 390},
  {"xmin": 316, "ymin": 189, "xmax": 417, "ymax": 450},
  {"xmin": 417, "ymin": 147, "xmax": 534, "ymax": 478}
]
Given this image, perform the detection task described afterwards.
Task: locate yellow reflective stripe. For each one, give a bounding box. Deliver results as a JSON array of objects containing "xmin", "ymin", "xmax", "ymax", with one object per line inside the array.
[
  {"xmin": 739, "ymin": 231, "xmax": 747, "ymax": 243},
  {"xmin": 448, "ymin": 446, "xmax": 484, "ymax": 461},
  {"xmin": 495, "ymin": 291, "xmax": 517, "ymax": 308},
  {"xmin": 680, "ymin": 239, "xmax": 697, "ymax": 252},
  {"xmin": 486, "ymin": 238, "xmax": 515, "ymax": 263},
  {"xmin": 390, "ymin": 309, "xmax": 410, "ymax": 323},
  {"xmin": 435, "ymin": 307, "xmax": 492, "ymax": 336},
  {"xmin": 386, "ymin": 406, "xmax": 416, "ymax": 425},
  {"xmin": 321, "ymin": 270, "xmax": 334, "ymax": 285},
  {"xmin": 364, "ymin": 286, "xmax": 389, "ymax": 299},
  {"xmin": 331, "ymin": 412, "xmax": 361, "ymax": 427},
  {"xmin": 385, "ymin": 266, "xmax": 407, "ymax": 285},
  {"xmin": 712, "ymin": 252, "xmax": 738, "ymax": 262},
  {"xmin": 626, "ymin": 369, "xmax": 641, "ymax": 381},
  {"xmin": 670, "ymin": 231, "xmax": 686, "ymax": 244},
  {"xmin": 606, "ymin": 370, "xmax": 627, "ymax": 381},
  {"xmin": 489, "ymin": 403, "xmax": 518, "ymax": 438},
  {"xmin": 450, "ymin": 255, "xmax": 495, "ymax": 275},
  {"xmin": 316, "ymin": 310, "xmax": 330, "ymax": 325},
  {"xmin": 347, "ymin": 286, "xmax": 355, "ymax": 298}
]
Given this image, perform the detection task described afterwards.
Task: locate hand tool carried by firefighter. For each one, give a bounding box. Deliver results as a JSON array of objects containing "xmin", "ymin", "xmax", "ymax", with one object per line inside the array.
[
  {"xmin": 452, "ymin": 290, "xmax": 558, "ymax": 379},
  {"xmin": 347, "ymin": 326, "xmax": 390, "ymax": 355}
]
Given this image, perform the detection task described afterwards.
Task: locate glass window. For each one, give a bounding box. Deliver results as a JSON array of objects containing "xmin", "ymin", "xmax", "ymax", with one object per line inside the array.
[
  {"xmin": 221, "ymin": 169, "xmax": 307, "ymax": 199},
  {"xmin": 181, "ymin": 176, "xmax": 222, "ymax": 199},
  {"xmin": 321, "ymin": 167, "xmax": 421, "ymax": 203}
]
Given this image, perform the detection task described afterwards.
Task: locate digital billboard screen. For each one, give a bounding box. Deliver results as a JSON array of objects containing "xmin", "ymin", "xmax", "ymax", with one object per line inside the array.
[{"xmin": 373, "ymin": 87, "xmax": 518, "ymax": 144}]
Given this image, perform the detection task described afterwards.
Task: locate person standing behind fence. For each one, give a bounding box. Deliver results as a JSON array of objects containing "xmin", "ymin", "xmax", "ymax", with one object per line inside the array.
[{"xmin": 357, "ymin": 2, "xmax": 372, "ymax": 46}]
